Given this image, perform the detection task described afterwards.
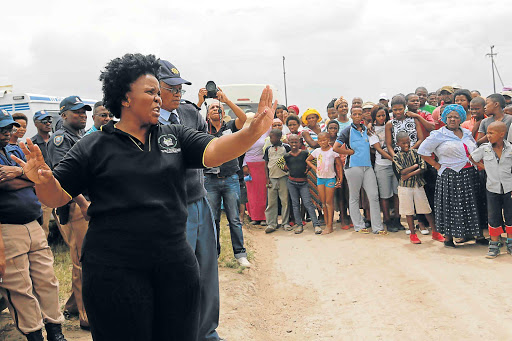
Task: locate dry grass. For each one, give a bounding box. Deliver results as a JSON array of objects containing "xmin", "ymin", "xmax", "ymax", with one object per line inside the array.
[
  {"xmin": 50, "ymin": 242, "xmax": 72, "ymax": 304},
  {"xmin": 217, "ymin": 214, "xmax": 254, "ymax": 273}
]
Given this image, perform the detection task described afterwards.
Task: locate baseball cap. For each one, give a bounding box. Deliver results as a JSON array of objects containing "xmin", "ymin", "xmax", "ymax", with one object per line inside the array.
[
  {"xmin": 0, "ymin": 109, "xmax": 21, "ymax": 128},
  {"xmin": 158, "ymin": 60, "xmax": 192, "ymax": 86},
  {"xmin": 440, "ymin": 86, "xmax": 454, "ymax": 94},
  {"xmin": 379, "ymin": 93, "xmax": 389, "ymax": 101},
  {"xmin": 500, "ymin": 90, "xmax": 512, "ymax": 98},
  {"xmin": 59, "ymin": 96, "xmax": 92, "ymax": 114},
  {"xmin": 33, "ymin": 110, "xmax": 51, "ymax": 121},
  {"xmin": 362, "ymin": 102, "xmax": 376, "ymax": 109}
]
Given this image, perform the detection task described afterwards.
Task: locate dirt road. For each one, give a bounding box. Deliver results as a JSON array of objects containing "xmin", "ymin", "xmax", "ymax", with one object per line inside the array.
[
  {"xmin": 218, "ymin": 223, "xmax": 512, "ymax": 340},
  {"xmin": 2, "ymin": 222, "xmax": 511, "ymax": 340}
]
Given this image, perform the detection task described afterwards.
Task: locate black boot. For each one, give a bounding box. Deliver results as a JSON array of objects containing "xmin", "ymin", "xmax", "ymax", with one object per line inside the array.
[
  {"xmin": 25, "ymin": 329, "xmax": 44, "ymax": 341},
  {"xmin": 45, "ymin": 323, "xmax": 67, "ymax": 341}
]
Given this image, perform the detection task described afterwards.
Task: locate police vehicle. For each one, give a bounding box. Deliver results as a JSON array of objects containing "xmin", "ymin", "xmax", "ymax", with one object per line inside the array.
[
  {"xmin": 0, "ymin": 85, "xmax": 96, "ymax": 137},
  {"xmin": 212, "ymin": 84, "xmax": 282, "ymax": 120}
]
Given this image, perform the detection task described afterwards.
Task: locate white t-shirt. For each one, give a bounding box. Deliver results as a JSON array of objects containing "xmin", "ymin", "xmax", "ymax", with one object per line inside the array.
[
  {"xmin": 311, "ymin": 148, "xmax": 340, "ymax": 178},
  {"xmin": 369, "ymin": 125, "xmax": 392, "ymax": 166}
]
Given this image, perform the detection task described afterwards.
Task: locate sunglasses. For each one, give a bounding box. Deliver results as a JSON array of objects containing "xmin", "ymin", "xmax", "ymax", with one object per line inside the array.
[
  {"xmin": 0, "ymin": 126, "xmax": 13, "ymax": 134},
  {"xmin": 161, "ymin": 86, "xmax": 186, "ymax": 95},
  {"xmin": 37, "ymin": 119, "xmax": 53, "ymax": 124}
]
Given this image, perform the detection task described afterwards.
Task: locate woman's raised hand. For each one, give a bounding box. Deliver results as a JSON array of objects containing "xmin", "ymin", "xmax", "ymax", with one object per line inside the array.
[
  {"xmin": 10, "ymin": 139, "xmax": 53, "ymax": 185},
  {"xmin": 250, "ymin": 86, "xmax": 278, "ymax": 136}
]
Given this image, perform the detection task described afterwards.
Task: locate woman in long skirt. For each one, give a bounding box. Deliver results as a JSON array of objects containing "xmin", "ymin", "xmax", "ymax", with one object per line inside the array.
[{"xmin": 418, "ymin": 104, "xmax": 480, "ymax": 248}]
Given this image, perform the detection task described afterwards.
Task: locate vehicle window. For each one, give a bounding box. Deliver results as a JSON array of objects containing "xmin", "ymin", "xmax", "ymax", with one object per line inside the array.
[{"xmin": 222, "ymin": 104, "xmax": 258, "ymax": 120}]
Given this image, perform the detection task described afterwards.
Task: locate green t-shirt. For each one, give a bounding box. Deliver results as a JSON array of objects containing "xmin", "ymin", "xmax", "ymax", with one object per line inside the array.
[{"xmin": 420, "ymin": 104, "xmax": 436, "ymax": 114}]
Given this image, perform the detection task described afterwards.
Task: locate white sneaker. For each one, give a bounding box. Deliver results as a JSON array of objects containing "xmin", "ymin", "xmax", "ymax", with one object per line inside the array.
[{"xmin": 237, "ymin": 257, "xmax": 251, "ymax": 268}]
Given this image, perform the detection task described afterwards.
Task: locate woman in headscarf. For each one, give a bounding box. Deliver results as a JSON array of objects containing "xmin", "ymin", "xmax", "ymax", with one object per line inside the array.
[
  {"xmin": 332, "ymin": 96, "xmax": 353, "ymax": 228},
  {"xmin": 334, "ymin": 96, "xmax": 352, "ymax": 134},
  {"xmin": 288, "ymin": 105, "xmax": 300, "ymax": 117},
  {"xmin": 418, "ymin": 104, "xmax": 480, "ymax": 248},
  {"xmin": 301, "ymin": 108, "xmax": 324, "ymax": 226}
]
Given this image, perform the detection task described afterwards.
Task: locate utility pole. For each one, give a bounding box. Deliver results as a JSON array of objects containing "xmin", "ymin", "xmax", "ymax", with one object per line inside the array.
[
  {"xmin": 282, "ymin": 56, "xmax": 288, "ymax": 107},
  {"xmin": 486, "ymin": 45, "xmax": 497, "ymax": 93}
]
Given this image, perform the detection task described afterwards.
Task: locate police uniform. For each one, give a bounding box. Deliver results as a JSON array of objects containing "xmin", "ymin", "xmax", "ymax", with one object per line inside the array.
[
  {"xmin": 0, "ymin": 111, "xmax": 65, "ymax": 340},
  {"xmin": 47, "ymin": 102, "xmax": 89, "ymax": 328},
  {"xmin": 159, "ymin": 99, "xmax": 221, "ymax": 341},
  {"xmin": 31, "ymin": 111, "xmax": 53, "ymax": 238}
]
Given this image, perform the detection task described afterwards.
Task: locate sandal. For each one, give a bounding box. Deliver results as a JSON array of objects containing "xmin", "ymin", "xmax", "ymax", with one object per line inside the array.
[
  {"xmin": 314, "ymin": 226, "xmax": 322, "ymax": 234},
  {"xmin": 295, "ymin": 225, "xmax": 304, "ymax": 234},
  {"xmin": 373, "ymin": 230, "xmax": 388, "ymax": 235},
  {"xmin": 360, "ymin": 228, "xmax": 370, "ymax": 234}
]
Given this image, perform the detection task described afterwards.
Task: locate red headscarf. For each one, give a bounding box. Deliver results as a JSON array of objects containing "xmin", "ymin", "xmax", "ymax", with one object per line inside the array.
[{"xmin": 287, "ymin": 105, "xmax": 300, "ymax": 115}]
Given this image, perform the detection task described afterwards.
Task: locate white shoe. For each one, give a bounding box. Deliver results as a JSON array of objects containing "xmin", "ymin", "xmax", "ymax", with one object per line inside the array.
[
  {"xmin": 237, "ymin": 257, "xmax": 251, "ymax": 268},
  {"xmin": 406, "ymin": 230, "xmax": 411, "ymax": 235},
  {"xmin": 420, "ymin": 228, "xmax": 430, "ymax": 235}
]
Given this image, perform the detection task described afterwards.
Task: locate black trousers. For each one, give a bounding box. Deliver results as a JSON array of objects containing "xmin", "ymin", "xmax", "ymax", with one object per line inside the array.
[
  {"xmin": 487, "ymin": 190, "xmax": 512, "ymax": 228},
  {"xmin": 82, "ymin": 248, "xmax": 200, "ymax": 341}
]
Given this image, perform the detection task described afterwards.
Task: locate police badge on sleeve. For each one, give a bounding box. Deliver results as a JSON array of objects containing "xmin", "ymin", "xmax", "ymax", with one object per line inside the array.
[
  {"xmin": 54, "ymin": 135, "xmax": 64, "ymax": 146},
  {"xmin": 158, "ymin": 134, "xmax": 181, "ymax": 154}
]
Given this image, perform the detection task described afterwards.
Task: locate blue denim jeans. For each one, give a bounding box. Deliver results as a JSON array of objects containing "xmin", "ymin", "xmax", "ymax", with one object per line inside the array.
[
  {"xmin": 287, "ymin": 179, "xmax": 320, "ymax": 227},
  {"xmin": 204, "ymin": 174, "xmax": 247, "ymax": 258},
  {"xmin": 185, "ymin": 198, "xmax": 220, "ymax": 341}
]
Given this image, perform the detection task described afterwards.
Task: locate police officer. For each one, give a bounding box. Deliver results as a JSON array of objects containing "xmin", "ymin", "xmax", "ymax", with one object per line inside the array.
[
  {"xmin": 0, "ymin": 110, "xmax": 67, "ymax": 341},
  {"xmin": 30, "ymin": 111, "xmax": 53, "ymax": 237},
  {"xmin": 47, "ymin": 96, "xmax": 90, "ymax": 329},
  {"xmin": 158, "ymin": 60, "xmax": 222, "ymax": 341}
]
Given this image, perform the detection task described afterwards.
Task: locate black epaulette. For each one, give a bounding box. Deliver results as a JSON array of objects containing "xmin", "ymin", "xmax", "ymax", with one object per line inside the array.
[{"xmin": 180, "ymin": 99, "xmax": 201, "ymax": 111}]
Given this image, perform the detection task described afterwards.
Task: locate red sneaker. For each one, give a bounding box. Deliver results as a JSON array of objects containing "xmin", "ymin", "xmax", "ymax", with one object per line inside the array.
[
  {"xmin": 410, "ymin": 233, "xmax": 422, "ymax": 244},
  {"xmin": 432, "ymin": 231, "xmax": 446, "ymax": 242},
  {"xmin": 341, "ymin": 225, "xmax": 350, "ymax": 230}
]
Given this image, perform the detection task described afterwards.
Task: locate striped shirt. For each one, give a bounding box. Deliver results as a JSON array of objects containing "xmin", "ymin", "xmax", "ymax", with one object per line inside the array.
[{"xmin": 393, "ymin": 149, "xmax": 426, "ymax": 188}]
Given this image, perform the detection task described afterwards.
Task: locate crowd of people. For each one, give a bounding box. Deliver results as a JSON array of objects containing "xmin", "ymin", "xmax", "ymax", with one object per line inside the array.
[
  {"xmin": 240, "ymin": 86, "xmax": 512, "ymax": 257},
  {"xmin": 0, "ymin": 51, "xmax": 511, "ymax": 341}
]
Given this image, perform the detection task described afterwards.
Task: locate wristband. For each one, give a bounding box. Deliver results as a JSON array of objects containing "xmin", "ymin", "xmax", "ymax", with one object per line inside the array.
[{"xmin": 20, "ymin": 167, "xmax": 24, "ymax": 176}]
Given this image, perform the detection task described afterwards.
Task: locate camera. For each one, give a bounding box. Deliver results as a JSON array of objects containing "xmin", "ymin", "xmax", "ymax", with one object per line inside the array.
[{"xmin": 205, "ymin": 81, "xmax": 219, "ymax": 99}]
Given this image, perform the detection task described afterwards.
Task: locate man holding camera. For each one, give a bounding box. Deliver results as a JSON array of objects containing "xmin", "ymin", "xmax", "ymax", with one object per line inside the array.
[
  {"xmin": 157, "ymin": 60, "xmax": 222, "ymax": 341},
  {"xmin": 199, "ymin": 87, "xmax": 252, "ymax": 269}
]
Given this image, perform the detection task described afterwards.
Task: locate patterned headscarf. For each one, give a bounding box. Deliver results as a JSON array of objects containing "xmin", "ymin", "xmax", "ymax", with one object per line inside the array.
[
  {"xmin": 288, "ymin": 105, "xmax": 300, "ymax": 115},
  {"xmin": 334, "ymin": 96, "xmax": 348, "ymax": 109},
  {"xmin": 441, "ymin": 104, "xmax": 467, "ymax": 124}
]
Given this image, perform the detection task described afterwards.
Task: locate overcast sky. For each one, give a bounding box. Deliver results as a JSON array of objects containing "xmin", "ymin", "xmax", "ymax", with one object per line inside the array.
[{"xmin": 2, "ymin": 0, "xmax": 511, "ymax": 118}]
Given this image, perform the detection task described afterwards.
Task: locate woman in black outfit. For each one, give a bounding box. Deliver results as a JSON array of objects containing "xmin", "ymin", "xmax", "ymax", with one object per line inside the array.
[{"xmin": 11, "ymin": 53, "xmax": 276, "ymax": 341}]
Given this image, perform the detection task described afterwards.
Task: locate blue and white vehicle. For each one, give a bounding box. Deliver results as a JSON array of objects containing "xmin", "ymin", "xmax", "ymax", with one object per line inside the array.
[{"xmin": 0, "ymin": 87, "xmax": 97, "ymax": 138}]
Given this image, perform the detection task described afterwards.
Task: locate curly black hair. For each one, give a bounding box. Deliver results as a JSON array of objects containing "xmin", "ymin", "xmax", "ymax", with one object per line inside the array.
[
  {"xmin": 99, "ymin": 53, "xmax": 161, "ymax": 118},
  {"xmin": 453, "ymin": 89, "xmax": 472, "ymax": 106}
]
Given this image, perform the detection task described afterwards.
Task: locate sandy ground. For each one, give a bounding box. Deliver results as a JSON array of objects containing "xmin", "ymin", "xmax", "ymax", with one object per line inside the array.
[
  {"xmin": 2, "ymin": 218, "xmax": 512, "ymax": 341},
  {"xmin": 218, "ymin": 221, "xmax": 512, "ymax": 341}
]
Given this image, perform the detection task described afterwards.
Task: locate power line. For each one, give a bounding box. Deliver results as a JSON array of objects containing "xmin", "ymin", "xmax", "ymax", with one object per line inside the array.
[{"xmin": 493, "ymin": 59, "xmax": 505, "ymax": 88}]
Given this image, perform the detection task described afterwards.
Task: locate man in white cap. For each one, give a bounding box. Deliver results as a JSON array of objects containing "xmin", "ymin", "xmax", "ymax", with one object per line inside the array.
[{"xmin": 378, "ymin": 93, "xmax": 389, "ymax": 108}]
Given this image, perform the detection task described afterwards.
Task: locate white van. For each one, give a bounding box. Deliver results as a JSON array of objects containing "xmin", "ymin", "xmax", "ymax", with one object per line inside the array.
[
  {"xmin": 0, "ymin": 87, "xmax": 97, "ymax": 138},
  {"xmin": 216, "ymin": 84, "xmax": 282, "ymax": 120}
]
